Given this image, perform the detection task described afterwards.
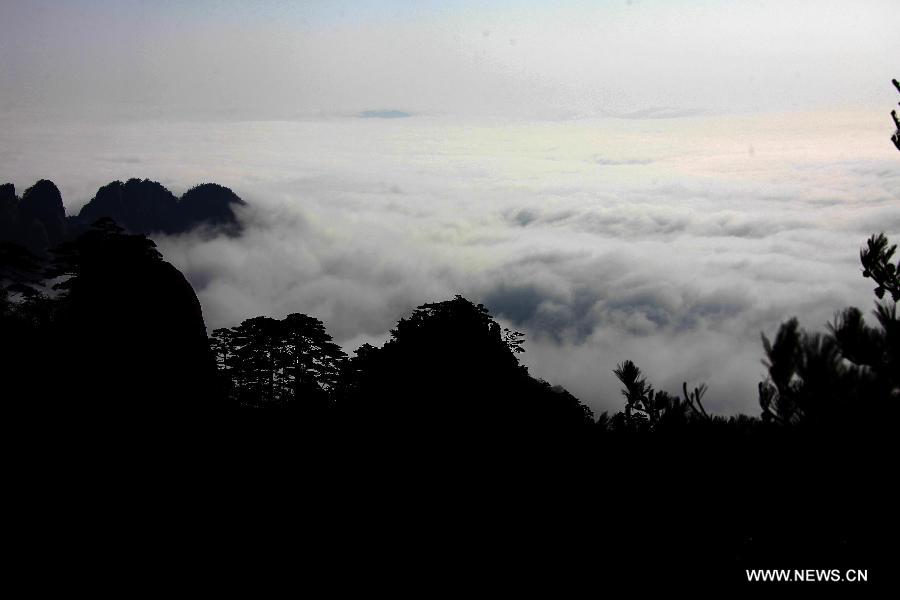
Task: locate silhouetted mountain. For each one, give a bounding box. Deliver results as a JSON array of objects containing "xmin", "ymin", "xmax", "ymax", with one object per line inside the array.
[
  {"xmin": 1, "ymin": 180, "xmax": 65, "ymax": 253},
  {"xmin": 76, "ymin": 179, "xmax": 179, "ymax": 234},
  {"xmin": 0, "ymin": 180, "xmax": 71, "ymax": 253},
  {"xmin": 176, "ymin": 183, "xmax": 245, "ymax": 235},
  {"xmin": 50, "ymin": 219, "xmax": 218, "ymax": 407},
  {"xmin": 1, "ymin": 218, "xmax": 218, "ymax": 408},
  {"xmin": 72, "ymin": 178, "xmax": 245, "ymax": 237},
  {"xmin": 360, "ymin": 109, "xmax": 412, "ymax": 119},
  {"xmin": 20, "ymin": 180, "xmax": 67, "ymax": 249},
  {"xmin": 0, "ymin": 183, "xmax": 17, "ymax": 242},
  {"xmin": 1, "ymin": 177, "xmax": 246, "ymax": 254}
]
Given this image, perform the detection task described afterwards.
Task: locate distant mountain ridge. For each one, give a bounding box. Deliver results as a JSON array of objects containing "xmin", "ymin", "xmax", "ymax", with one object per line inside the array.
[
  {"xmin": 0, "ymin": 178, "xmax": 246, "ymax": 253},
  {"xmin": 359, "ymin": 110, "xmax": 412, "ymax": 119},
  {"xmin": 1, "ymin": 179, "xmax": 68, "ymax": 252},
  {"xmin": 74, "ymin": 179, "xmax": 245, "ymax": 237}
]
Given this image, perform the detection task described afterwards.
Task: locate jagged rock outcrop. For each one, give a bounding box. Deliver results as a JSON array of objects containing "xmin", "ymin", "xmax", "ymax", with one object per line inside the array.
[
  {"xmin": 1, "ymin": 177, "xmax": 247, "ymax": 254},
  {"xmin": 0, "ymin": 180, "xmax": 69, "ymax": 253},
  {"xmin": 72, "ymin": 178, "xmax": 245, "ymax": 236},
  {"xmin": 0, "ymin": 183, "xmax": 17, "ymax": 242},
  {"xmin": 177, "ymin": 183, "xmax": 245, "ymax": 235},
  {"xmin": 20, "ymin": 180, "xmax": 67, "ymax": 248},
  {"xmin": 77, "ymin": 179, "xmax": 179, "ymax": 234}
]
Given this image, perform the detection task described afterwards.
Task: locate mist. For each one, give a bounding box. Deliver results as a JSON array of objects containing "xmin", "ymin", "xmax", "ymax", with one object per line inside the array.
[
  {"xmin": 2, "ymin": 0, "xmax": 899, "ymax": 413},
  {"xmin": 3, "ymin": 107, "xmax": 897, "ymax": 414}
]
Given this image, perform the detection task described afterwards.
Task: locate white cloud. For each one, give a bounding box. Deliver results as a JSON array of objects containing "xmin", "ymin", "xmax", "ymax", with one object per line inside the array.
[{"xmin": 5, "ymin": 108, "xmax": 896, "ymax": 415}]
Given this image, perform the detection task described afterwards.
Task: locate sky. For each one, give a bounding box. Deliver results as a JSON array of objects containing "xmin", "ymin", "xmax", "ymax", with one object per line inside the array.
[
  {"xmin": 2, "ymin": 0, "xmax": 898, "ymax": 118},
  {"xmin": 1, "ymin": 1, "xmax": 898, "ymax": 414}
]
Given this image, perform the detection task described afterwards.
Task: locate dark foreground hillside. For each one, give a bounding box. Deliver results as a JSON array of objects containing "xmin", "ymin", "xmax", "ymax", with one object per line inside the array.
[{"xmin": 2, "ymin": 214, "xmax": 894, "ymax": 589}]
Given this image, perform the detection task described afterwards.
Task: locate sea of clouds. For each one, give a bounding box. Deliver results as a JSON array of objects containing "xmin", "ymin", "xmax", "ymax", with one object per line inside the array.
[{"xmin": 2, "ymin": 110, "xmax": 898, "ymax": 415}]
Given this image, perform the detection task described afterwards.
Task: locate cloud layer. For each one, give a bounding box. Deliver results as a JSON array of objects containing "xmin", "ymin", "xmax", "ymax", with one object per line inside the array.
[{"xmin": 2, "ymin": 110, "xmax": 898, "ymax": 415}]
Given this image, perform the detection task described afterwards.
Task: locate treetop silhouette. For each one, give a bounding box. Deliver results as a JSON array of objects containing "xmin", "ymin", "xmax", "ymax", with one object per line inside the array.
[
  {"xmin": 892, "ymin": 78, "xmax": 900, "ymax": 152},
  {"xmin": 211, "ymin": 312, "xmax": 347, "ymax": 408}
]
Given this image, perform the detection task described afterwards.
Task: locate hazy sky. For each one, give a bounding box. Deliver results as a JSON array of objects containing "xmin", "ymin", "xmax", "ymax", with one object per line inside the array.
[
  {"xmin": 2, "ymin": 0, "xmax": 898, "ymax": 118},
  {"xmin": 1, "ymin": 1, "xmax": 898, "ymax": 414}
]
